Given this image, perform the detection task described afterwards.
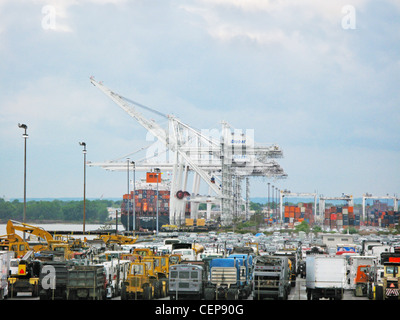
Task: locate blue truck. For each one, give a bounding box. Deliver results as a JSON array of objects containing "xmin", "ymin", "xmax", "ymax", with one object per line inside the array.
[{"xmin": 204, "ymin": 255, "xmax": 252, "ymax": 300}]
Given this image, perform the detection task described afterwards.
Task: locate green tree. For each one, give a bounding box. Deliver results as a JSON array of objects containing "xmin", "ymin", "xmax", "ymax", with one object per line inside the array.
[{"xmin": 295, "ymin": 221, "xmax": 310, "ymax": 233}]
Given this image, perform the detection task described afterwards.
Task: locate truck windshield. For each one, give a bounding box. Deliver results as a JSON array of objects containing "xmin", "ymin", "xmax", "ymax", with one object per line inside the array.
[
  {"xmin": 131, "ymin": 264, "xmax": 144, "ymax": 275},
  {"xmin": 386, "ymin": 266, "xmax": 398, "ymax": 275}
]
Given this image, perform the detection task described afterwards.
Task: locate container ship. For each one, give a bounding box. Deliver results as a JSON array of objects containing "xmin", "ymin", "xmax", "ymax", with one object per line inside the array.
[{"xmin": 120, "ymin": 178, "xmax": 191, "ymax": 231}]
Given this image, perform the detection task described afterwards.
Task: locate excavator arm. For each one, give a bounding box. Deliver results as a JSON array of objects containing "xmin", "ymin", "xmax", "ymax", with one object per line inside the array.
[{"xmin": 6, "ymin": 220, "xmax": 54, "ymax": 243}]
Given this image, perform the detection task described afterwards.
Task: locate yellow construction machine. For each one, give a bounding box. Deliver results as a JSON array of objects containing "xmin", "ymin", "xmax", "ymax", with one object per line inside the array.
[{"xmin": 121, "ymin": 261, "xmax": 156, "ymax": 300}]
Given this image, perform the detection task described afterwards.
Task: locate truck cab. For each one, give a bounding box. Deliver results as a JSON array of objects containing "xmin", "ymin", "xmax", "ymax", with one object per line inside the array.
[
  {"xmin": 204, "ymin": 257, "xmax": 249, "ymax": 300},
  {"xmin": 382, "ymin": 259, "xmax": 400, "ymax": 300}
]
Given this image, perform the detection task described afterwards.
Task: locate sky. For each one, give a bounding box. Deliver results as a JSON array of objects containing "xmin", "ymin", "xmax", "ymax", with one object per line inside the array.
[{"xmin": 0, "ymin": 0, "xmax": 399, "ymax": 201}]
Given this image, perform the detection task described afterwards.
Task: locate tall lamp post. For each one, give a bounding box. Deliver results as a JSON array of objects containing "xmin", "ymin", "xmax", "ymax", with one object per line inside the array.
[
  {"xmin": 79, "ymin": 142, "xmax": 87, "ymax": 234},
  {"xmin": 131, "ymin": 161, "xmax": 136, "ymax": 232},
  {"xmin": 267, "ymin": 182, "xmax": 270, "ymax": 222},
  {"xmin": 18, "ymin": 123, "xmax": 28, "ymax": 239},
  {"xmin": 127, "ymin": 158, "xmax": 130, "ymax": 234},
  {"xmin": 154, "ymin": 168, "xmax": 160, "ymax": 236}
]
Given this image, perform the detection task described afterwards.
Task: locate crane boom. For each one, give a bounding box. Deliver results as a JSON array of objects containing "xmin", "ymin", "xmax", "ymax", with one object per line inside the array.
[{"xmin": 90, "ymin": 77, "xmax": 222, "ymax": 196}]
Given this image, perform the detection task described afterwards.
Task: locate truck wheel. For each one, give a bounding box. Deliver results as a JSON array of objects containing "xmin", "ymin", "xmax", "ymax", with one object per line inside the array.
[
  {"xmin": 375, "ymin": 286, "xmax": 383, "ymax": 300},
  {"xmin": 204, "ymin": 288, "xmax": 215, "ymax": 300},
  {"xmin": 227, "ymin": 288, "xmax": 238, "ymax": 300},
  {"xmin": 32, "ymin": 284, "xmax": 39, "ymax": 298},
  {"xmin": 143, "ymin": 286, "xmax": 152, "ymax": 300},
  {"xmin": 154, "ymin": 281, "xmax": 160, "ymax": 299},
  {"xmin": 121, "ymin": 285, "xmax": 127, "ymax": 300}
]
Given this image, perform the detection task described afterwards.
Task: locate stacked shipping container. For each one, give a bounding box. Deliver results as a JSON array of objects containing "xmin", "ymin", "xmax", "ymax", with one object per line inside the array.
[
  {"xmin": 283, "ymin": 203, "xmax": 314, "ymax": 227},
  {"xmin": 365, "ymin": 210, "xmax": 400, "ymax": 228},
  {"xmin": 121, "ymin": 189, "xmax": 191, "ymax": 231},
  {"xmin": 323, "ymin": 206, "xmax": 360, "ymax": 229}
]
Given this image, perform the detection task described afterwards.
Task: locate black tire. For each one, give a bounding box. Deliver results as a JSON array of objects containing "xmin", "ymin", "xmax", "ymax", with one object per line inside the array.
[
  {"xmin": 204, "ymin": 288, "xmax": 215, "ymax": 300},
  {"xmin": 143, "ymin": 286, "xmax": 152, "ymax": 300},
  {"xmin": 227, "ymin": 288, "xmax": 238, "ymax": 300},
  {"xmin": 375, "ymin": 285, "xmax": 383, "ymax": 300}
]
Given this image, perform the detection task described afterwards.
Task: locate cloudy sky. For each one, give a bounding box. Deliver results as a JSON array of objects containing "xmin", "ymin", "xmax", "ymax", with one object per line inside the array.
[{"xmin": 0, "ymin": 0, "xmax": 399, "ymax": 201}]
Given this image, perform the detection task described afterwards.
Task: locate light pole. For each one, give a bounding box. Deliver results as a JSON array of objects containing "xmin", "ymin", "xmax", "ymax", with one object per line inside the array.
[
  {"xmin": 18, "ymin": 123, "xmax": 28, "ymax": 239},
  {"xmin": 267, "ymin": 182, "xmax": 270, "ymax": 223},
  {"xmin": 79, "ymin": 142, "xmax": 86, "ymax": 234},
  {"xmin": 131, "ymin": 161, "xmax": 135, "ymax": 232},
  {"xmin": 154, "ymin": 168, "xmax": 160, "ymax": 236},
  {"xmin": 127, "ymin": 158, "xmax": 130, "ymax": 234}
]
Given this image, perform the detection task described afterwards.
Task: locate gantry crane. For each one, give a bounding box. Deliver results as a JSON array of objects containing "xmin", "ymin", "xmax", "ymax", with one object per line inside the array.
[
  {"xmin": 319, "ymin": 195, "xmax": 354, "ymax": 221},
  {"xmin": 88, "ymin": 77, "xmax": 287, "ymax": 226},
  {"xmin": 279, "ymin": 191, "xmax": 318, "ymax": 222},
  {"xmin": 362, "ymin": 193, "xmax": 399, "ymax": 221}
]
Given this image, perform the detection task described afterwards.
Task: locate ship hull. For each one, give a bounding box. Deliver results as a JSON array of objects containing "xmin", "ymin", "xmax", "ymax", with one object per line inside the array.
[{"xmin": 121, "ymin": 212, "xmax": 170, "ymax": 231}]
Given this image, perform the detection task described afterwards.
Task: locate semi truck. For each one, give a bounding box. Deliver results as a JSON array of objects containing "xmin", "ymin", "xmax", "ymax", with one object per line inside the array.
[
  {"xmin": 346, "ymin": 256, "xmax": 377, "ymax": 290},
  {"xmin": 228, "ymin": 253, "xmax": 253, "ymax": 299},
  {"xmin": 204, "ymin": 257, "xmax": 250, "ymax": 300},
  {"xmin": 252, "ymin": 255, "xmax": 290, "ymax": 300},
  {"xmin": 306, "ymin": 255, "xmax": 347, "ymax": 300},
  {"xmin": 273, "ymin": 250, "xmax": 298, "ymax": 287}
]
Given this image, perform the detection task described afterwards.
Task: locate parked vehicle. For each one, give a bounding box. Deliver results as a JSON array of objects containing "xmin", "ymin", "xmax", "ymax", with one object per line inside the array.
[
  {"xmin": 7, "ymin": 250, "xmax": 41, "ymax": 298},
  {"xmin": 273, "ymin": 250, "xmax": 298, "ymax": 287},
  {"xmin": 347, "ymin": 256, "xmax": 377, "ymax": 290},
  {"xmin": 39, "ymin": 260, "xmax": 71, "ymax": 300},
  {"xmin": 99, "ymin": 258, "xmax": 130, "ymax": 299},
  {"xmin": 204, "ymin": 257, "xmax": 250, "ymax": 300},
  {"xmin": 169, "ymin": 263, "xmax": 205, "ymax": 299},
  {"xmin": 252, "ymin": 255, "xmax": 290, "ymax": 300},
  {"xmin": 228, "ymin": 253, "xmax": 253, "ymax": 299},
  {"xmin": 306, "ymin": 255, "xmax": 346, "ymax": 300},
  {"xmin": 354, "ymin": 265, "xmax": 370, "ymax": 297},
  {"xmin": 66, "ymin": 265, "xmax": 106, "ymax": 300},
  {"xmin": 121, "ymin": 261, "xmax": 155, "ymax": 300},
  {"xmin": 382, "ymin": 258, "xmax": 400, "ymax": 300},
  {"xmin": 367, "ymin": 264, "xmax": 384, "ymax": 300},
  {"xmin": 0, "ymin": 251, "xmax": 13, "ymax": 299}
]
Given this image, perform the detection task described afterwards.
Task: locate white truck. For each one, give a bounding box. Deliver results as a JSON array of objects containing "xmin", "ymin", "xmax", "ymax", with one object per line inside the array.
[
  {"xmin": 0, "ymin": 251, "xmax": 14, "ymax": 299},
  {"xmin": 346, "ymin": 255, "xmax": 377, "ymax": 290},
  {"xmin": 99, "ymin": 258, "xmax": 131, "ymax": 299},
  {"xmin": 306, "ymin": 255, "xmax": 347, "ymax": 300}
]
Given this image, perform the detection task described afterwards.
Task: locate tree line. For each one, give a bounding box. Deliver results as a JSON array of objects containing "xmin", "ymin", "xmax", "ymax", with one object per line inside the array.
[{"xmin": 0, "ymin": 198, "xmax": 121, "ymax": 224}]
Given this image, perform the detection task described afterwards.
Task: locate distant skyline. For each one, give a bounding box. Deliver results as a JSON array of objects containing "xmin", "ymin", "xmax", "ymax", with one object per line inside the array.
[{"xmin": 1, "ymin": 1, "xmax": 399, "ymax": 200}]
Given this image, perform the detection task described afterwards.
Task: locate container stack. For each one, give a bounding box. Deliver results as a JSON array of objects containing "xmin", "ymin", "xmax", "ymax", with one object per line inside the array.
[
  {"xmin": 122, "ymin": 189, "xmax": 171, "ymax": 217},
  {"xmin": 283, "ymin": 203, "xmax": 314, "ymax": 227},
  {"xmin": 323, "ymin": 206, "xmax": 360, "ymax": 229},
  {"xmin": 121, "ymin": 189, "xmax": 191, "ymax": 220},
  {"xmin": 366, "ymin": 210, "xmax": 400, "ymax": 228}
]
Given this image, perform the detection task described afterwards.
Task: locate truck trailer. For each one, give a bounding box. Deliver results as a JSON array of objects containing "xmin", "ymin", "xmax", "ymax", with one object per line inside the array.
[
  {"xmin": 252, "ymin": 255, "xmax": 290, "ymax": 300},
  {"xmin": 306, "ymin": 255, "xmax": 346, "ymax": 300}
]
